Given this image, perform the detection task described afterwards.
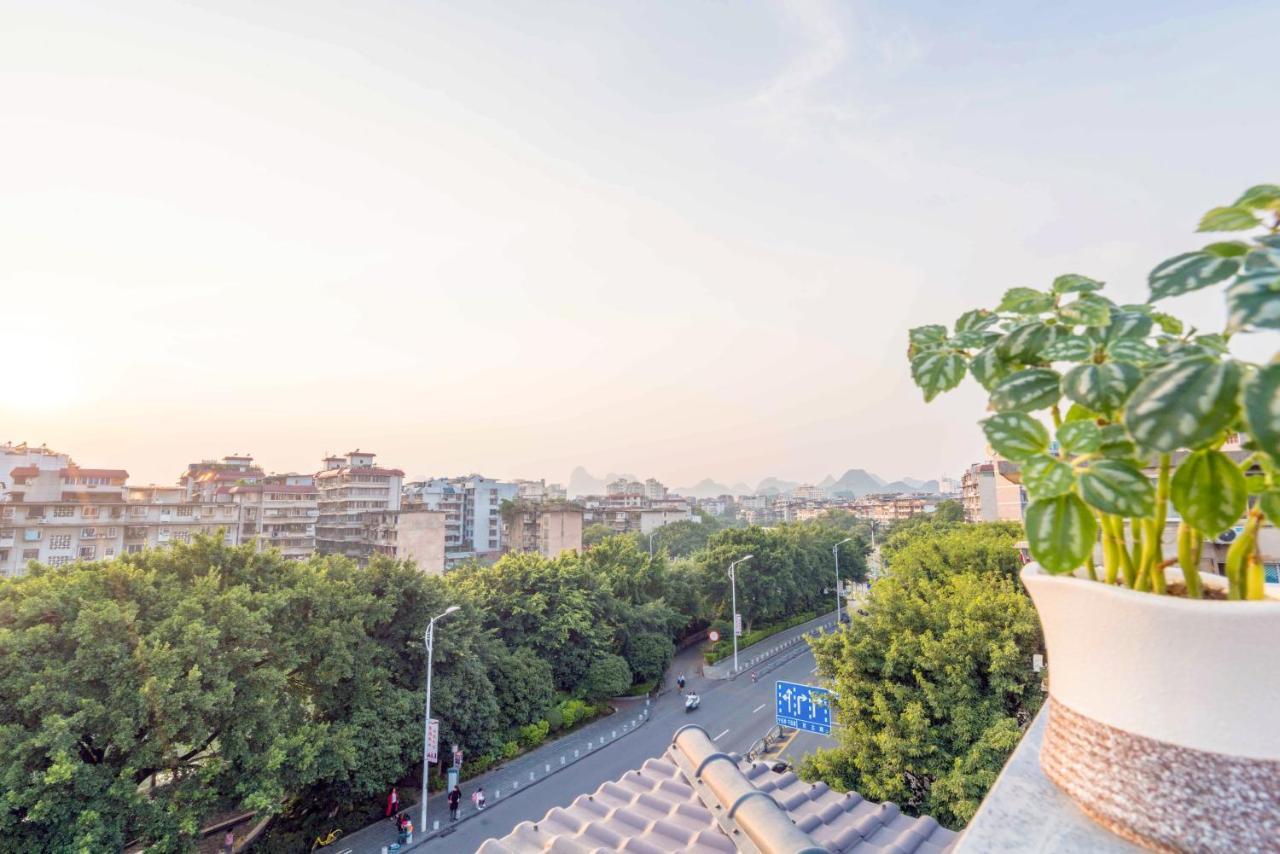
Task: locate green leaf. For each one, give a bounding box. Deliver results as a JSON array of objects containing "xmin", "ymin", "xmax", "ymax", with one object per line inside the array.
[
  {"xmin": 1169, "ymin": 449, "xmax": 1247, "ymax": 535},
  {"xmin": 1243, "ymin": 362, "xmax": 1280, "ymax": 461},
  {"xmin": 1124, "ymin": 357, "xmax": 1242, "ymax": 452},
  {"xmin": 1261, "ymin": 490, "xmax": 1280, "ymax": 526},
  {"xmin": 955, "ymin": 309, "xmax": 998, "ymax": 333},
  {"xmin": 1021, "ymin": 454, "xmax": 1076, "ymax": 499},
  {"xmin": 982, "ymin": 412, "xmax": 1050, "ymax": 461},
  {"xmin": 1245, "ymin": 474, "xmax": 1268, "ymax": 495},
  {"xmin": 1079, "ymin": 459, "xmax": 1156, "ymax": 518},
  {"xmin": 1062, "ymin": 362, "xmax": 1141, "ymax": 413},
  {"xmin": 1197, "ymin": 205, "xmax": 1261, "ymax": 232},
  {"xmin": 1064, "ymin": 403, "xmax": 1100, "ymax": 423},
  {"xmin": 910, "ymin": 351, "xmax": 967, "ymax": 402},
  {"xmin": 997, "ymin": 322, "xmax": 1064, "ymax": 362},
  {"xmin": 1225, "ymin": 263, "xmax": 1280, "ymax": 332},
  {"xmin": 1100, "ymin": 310, "xmax": 1153, "ymax": 343},
  {"xmin": 1150, "ymin": 311, "xmax": 1184, "ymax": 335},
  {"xmin": 1052, "ymin": 274, "xmax": 1103, "ymax": 295},
  {"xmin": 1041, "ymin": 335, "xmax": 1093, "ymax": 361},
  {"xmin": 909, "ymin": 325, "xmax": 948, "ymax": 351},
  {"xmin": 1234, "ymin": 184, "xmax": 1280, "ymax": 210},
  {"xmin": 948, "ymin": 330, "xmax": 1001, "ymax": 349},
  {"xmin": 1098, "ymin": 424, "xmax": 1138, "ymax": 460},
  {"xmin": 1202, "ymin": 241, "xmax": 1251, "ymax": 258},
  {"xmin": 970, "ymin": 344, "xmax": 1012, "ymax": 392},
  {"xmin": 1057, "ymin": 420, "xmax": 1102, "ymax": 454},
  {"xmin": 1106, "ymin": 338, "xmax": 1158, "ymax": 364},
  {"xmin": 990, "ymin": 368, "xmax": 1062, "ymax": 413},
  {"xmin": 1058, "ymin": 293, "xmax": 1112, "ymax": 328},
  {"xmin": 1148, "ymin": 251, "xmax": 1241, "ymax": 300},
  {"xmin": 998, "ymin": 287, "xmax": 1054, "ymax": 314},
  {"xmin": 1025, "ymin": 494, "xmax": 1098, "ymax": 574}
]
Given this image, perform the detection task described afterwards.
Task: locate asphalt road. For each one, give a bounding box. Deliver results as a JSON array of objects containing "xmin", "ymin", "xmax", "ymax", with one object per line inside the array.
[{"xmin": 413, "ymin": 637, "xmax": 837, "ymax": 853}]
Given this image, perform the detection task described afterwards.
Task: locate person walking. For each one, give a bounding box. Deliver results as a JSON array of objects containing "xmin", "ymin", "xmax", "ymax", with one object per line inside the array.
[
  {"xmin": 448, "ymin": 785, "xmax": 462, "ymax": 821},
  {"xmin": 676, "ymin": 673, "xmax": 685, "ymax": 690},
  {"xmin": 396, "ymin": 814, "xmax": 408, "ymax": 845},
  {"xmin": 404, "ymin": 816, "xmax": 414, "ymax": 845},
  {"xmin": 222, "ymin": 829, "xmax": 234, "ymax": 854},
  {"xmin": 385, "ymin": 786, "xmax": 399, "ymax": 819},
  {"xmin": 472, "ymin": 786, "xmax": 486, "ymax": 811}
]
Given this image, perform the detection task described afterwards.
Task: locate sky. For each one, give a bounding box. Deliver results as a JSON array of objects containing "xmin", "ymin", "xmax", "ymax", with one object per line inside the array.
[{"xmin": 3, "ymin": 0, "xmax": 1278, "ymax": 488}]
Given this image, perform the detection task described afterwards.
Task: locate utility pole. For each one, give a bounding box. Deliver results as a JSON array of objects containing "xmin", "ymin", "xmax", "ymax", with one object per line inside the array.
[
  {"xmin": 422, "ymin": 605, "xmax": 460, "ymax": 834},
  {"xmin": 728, "ymin": 554, "xmax": 754, "ymax": 673},
  {"xmin": 833, "ymin": 537, "xmax": 851, "ymax": 625}
]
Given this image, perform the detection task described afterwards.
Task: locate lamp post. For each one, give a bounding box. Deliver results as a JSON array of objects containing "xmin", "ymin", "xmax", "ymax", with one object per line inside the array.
[
  {"xmin": 728, "ymin": 554, "xmax": 754, "ymax": 673},
  {"xmin": 422, "ymin": 604, "xmax": 460, "ymax": 834},
  {"xmin": 648, "ymin": 529, "xmax": 658, "ymax": 557},
  {"xmin": 832, "ymin": 537, "xmax": 852, "ymax": 625}
]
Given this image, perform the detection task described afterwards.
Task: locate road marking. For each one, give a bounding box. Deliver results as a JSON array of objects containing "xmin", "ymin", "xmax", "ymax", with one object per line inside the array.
[
  {"xmin": 713, "ymin": 728, "xmax": 730, "ymax": 741},
  {"xmin": 810, "ymin": 667, "xmax": 818, "ymax": 674},
  {"xmin": 752, "ymin": 703, "xmax": 767, "ymax": 714}
]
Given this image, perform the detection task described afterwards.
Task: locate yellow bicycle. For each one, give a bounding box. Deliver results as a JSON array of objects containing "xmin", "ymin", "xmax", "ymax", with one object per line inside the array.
[{"xmin": 311, "ymin": 828, "xmax": 343, "ymax": 851}]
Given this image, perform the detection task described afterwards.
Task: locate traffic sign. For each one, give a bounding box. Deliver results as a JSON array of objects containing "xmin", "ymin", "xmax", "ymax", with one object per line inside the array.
[
  {"xmin": 708, "ymin": 630, "xmax": 720, "ymax": 642},
  {"xmin": 426, "ymin": 719, "xmax": 439, "ymax": 763},
  {"xmin": 776, "ymin": 680, "xmax": 832, "ymax": 734}
]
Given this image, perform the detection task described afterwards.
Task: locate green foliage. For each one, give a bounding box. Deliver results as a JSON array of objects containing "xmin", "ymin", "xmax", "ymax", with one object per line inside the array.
[
  {"xmin": 578, "ymin": 655, "xmax": 632, "ymax": 700},
  {"xmin": 489, "ymin": 647, "xmax": 556, "ymax": 730},
  {"xmin": 704, "ymin": 611, "xmax": 819, "ymax": 664},
  {"xmin": 905, "ymin": 182, "xmax": 1280, "ymax": 598},
  {"xmin": 800, "ymin": 524, "xmax": 1044, "ymax": 828},
  {"xmin": 625, "ymin": 633, "xmax": 674, "ymax": 684},
  {"xmin": 582, "ymin": 523, "xmax": 615, "ymax": 548},
  {"xmin": 517, "ymin": 720, "xmax": 550, "ymax": 749}
]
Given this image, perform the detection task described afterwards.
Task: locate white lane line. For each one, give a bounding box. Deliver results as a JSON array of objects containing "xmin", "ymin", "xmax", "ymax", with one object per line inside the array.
[
  {"xmin": 752, "ymin": 703, "xmax": 767, "ymax": 714},
  {"xmin": 810, "ymin": 666, "xmax": 818, "ymax": 674},
  {"xmin": 713, "ymin": 728, "xmax": 730, "ymax": 742}
]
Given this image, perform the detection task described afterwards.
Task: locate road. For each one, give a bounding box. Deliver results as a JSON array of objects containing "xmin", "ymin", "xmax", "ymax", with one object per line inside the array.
[{"xmin": 409, "ymin": 633, "xmax": 837, "ymax": 853}]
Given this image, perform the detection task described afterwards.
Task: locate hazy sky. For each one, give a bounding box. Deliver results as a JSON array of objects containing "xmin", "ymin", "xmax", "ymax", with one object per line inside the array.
[{"xmin": 3, "ymin": 0, "xmax": 1278, "ymax": 488}]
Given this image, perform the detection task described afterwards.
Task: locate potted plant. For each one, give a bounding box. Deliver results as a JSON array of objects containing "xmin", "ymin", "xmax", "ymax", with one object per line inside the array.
[{"xmin": 906, "ymin": 184, "xmax": 1280, "ymax": 852}]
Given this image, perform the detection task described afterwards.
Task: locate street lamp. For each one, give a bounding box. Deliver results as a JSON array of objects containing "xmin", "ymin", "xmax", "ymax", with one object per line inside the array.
[
  {"xmin": 728, "ymin": 554, "xmax": 754, "ymax": 673},
  {"xmin": 421, "ymin": 604, "xmax": 460, "ymax": 835},
  {"xmin": 648, "ymin": 529, "xmax": 658, "ymax": 557},
  {"xmin": 832, "ymin": 537, "xmax": 852, "ymax": 626}
]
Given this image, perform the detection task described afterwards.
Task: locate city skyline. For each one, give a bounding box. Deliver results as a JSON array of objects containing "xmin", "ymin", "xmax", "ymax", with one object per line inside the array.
[{"xmin": 5, "ymin": 1, "xmax": 1278, "ymax": 489}]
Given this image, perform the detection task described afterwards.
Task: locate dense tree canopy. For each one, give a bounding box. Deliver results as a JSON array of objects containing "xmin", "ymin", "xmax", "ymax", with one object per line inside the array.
[{"xmin": 800, "ymin": 522, "xmax": 1043, "ymax": 829}]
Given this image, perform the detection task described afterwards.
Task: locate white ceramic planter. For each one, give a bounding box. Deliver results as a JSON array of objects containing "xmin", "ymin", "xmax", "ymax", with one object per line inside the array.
[{"xmin": 1021, "ymin": 563, "xmax": 1280, "ymax": 852}]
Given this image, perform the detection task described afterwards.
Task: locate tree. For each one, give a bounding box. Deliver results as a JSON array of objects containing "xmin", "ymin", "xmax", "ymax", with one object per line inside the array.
[
  {"xmin": 578, "ymin": 655, "xmax": 632, "ymax": 700},
  {"xmin": 582, "ymin": 524, "xmax": 614, "ymax": 548},
  {"xmin": 799, "ymin": 525, "xmax": 1043, "ymax": 829},
  {"xmin": 931, "ymin": 499, "xmax": 965, "ymax": 523},
  {"xmin": 624, "ymin": 632, "xmax": 674, "ymax": 684},
  {"xmin": 488, "ymin": 647, "xmax": 556, "ymax": 730}
]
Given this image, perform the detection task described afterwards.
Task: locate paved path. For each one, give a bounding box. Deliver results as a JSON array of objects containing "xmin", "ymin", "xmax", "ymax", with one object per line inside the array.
[{"xmin": 702, "ymin": 610, "xmax": 837, "ymax": 679}]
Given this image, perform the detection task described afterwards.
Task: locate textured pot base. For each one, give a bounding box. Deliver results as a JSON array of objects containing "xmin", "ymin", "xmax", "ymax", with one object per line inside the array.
[{"xmin": 1040, "ymin": 698, "xmax": 1280, "ymax": 853}]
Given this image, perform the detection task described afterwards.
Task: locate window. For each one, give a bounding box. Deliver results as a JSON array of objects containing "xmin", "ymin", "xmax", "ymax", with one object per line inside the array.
[
  {"xmin": 107, "ymin": 527, "xmax": 118, "ymax": 538},
  {"xmin": 22, "ymin": 549, "xmax": 38, "ymax": 561},
  {"xmin": 104, "ymin": 547, "xmax": 116, "ymax": 558},
  {"xmin": 23, "ymin": 529, "xmax": 41, "ymax": 542},
  {"xmin": 53, "ymin": 506, "xmax": 74, "ymax": 518},
  {"xmin": 173, "ymin": 531, "xmax": 191, "ymax": 543},
  {"xmin": 0, "ymin": 528, "xmax": 11, "ymax": 539},
  {"xmin": 0, "ymin": 550, "xmax": 7, "ymax": 562},
  {"xmin": 78, "ymin": 545, "xmax": 96, "ymax": 560},
  {"xmin": 50, "ymin": 534, "xmax": 72, "ymax": 550},
  {"xmin": 125, "ymin": 544, "xmax": 144, "ymax": 554},
  {"xmin": 80, "ymin": 528, "xmax": 97, "ymax": 539},
  {"xmin": 27, "ymin": 507, "xmax": 44, "ymax": 519},
  {"xmin": 176, "ymin": 506, "xmax": 193, "ymax": 517},
  {"xmin": 81, "ymin": 506, "xmax": 100, "ymax": 518},
  {"xmin": 48, "ymin": 555, "xmax": 70, "ymax": 567}
]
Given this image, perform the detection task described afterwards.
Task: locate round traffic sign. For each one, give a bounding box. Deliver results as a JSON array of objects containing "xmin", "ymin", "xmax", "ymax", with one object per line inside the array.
[{"xmin": 708, "ymin": 630, "xmax": 720, "ymax": 642}]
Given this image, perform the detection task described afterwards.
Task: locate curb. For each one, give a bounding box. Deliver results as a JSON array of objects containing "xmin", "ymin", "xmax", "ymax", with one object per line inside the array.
[
  {"xmin": 726, "ymin": 621, "xmax": 836, "ymax": 682},
  {"xmin": 393, "ymin": 702, "xmax": 654, "ymax": 851},
  {"xmin": 702, "ymin": 614, "xmax": 838, "ymax": 682}
]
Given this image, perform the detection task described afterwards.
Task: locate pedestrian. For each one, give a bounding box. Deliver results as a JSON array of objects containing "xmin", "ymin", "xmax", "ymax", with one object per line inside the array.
[
  {"xmin": 677, "ymin": 673, "xmax": 685, "ymax": 690},
  {"xmin": 386, "ymin": 785, "xmax": 399, "ymax": 819},
  {"xmin": 404, "ymin": 817, "xmax": 414, "ymax": 845},
  {"xmin": 222, "ymin": 829, "xmax": 234, "ymax": 854},
  {"xmin": 472, "ymin": 786, "xmax": 486, "ymax": 811},
  {"xmin": 448, "ymin": 785, "xmax": 461, "ymax": 821},
  {"xmin": 396, "ymin": 814, "xmax": 408, "ymax": 845}
]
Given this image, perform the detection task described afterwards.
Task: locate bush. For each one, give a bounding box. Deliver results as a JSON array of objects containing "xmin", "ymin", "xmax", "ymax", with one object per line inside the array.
[
  {"xmin": 545, "ymin": 705, "xmax": 564, "ymax": 732},
  {"xmin": 705, "ymin": 611, "xmax": 818, "ymax": 664},
  {"xmin": 625, "ymin": 632, "xmax": 674, "ymax": 684},
  {"xmin": 557, "ymin": 698, "xmax": 590, "ymax": 729},
  {"xmin": 578, "ymin": 654, "xmax": 632, "ymax": 700},
  {"xmin": 518, "ymin": 720, "xmax": 550, "ymax": 749},
  {"xmin": 502, "ymin": 740, "xmax": 520, "ymax": 760}
]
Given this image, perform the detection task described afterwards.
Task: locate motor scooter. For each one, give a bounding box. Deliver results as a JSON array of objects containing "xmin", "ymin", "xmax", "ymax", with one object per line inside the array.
[{"xmin": 684, "ymin": 692, "xmax": 700, "ymax": 712}]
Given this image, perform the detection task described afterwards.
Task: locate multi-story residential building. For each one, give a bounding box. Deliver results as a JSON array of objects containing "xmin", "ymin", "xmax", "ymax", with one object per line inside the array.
[
  {"xmin": 607, "ymin": 478, "xmax": 646, "ymax": 498},
  {"xmin": 503, "ymin": 503, "xmax": 584, "ymax": 558},
  {"xmin": 937, "ymin": 476, "xmax": 961, "ymax": 497},
  {"xmin": 315, "ymin": 451, "xmax": 404, "ymax": 562},
  {"xmin": 514, "ymin": 479, "xmax": 569, "ymax": 503},
  {"xmin": 961, "ymin": 456, "xmax": 1026, "ymax": 523},
  {"xmin": 794, "ymin": 484, "xmax": 826, "ymax": 502},
  {"xmin": 403, "ymin": 475, "xmax": 517, "ymax": 565},
  {"xmin": 179, "ymin": 455, "xmax": 264, "ymax": 502},
  {"xmin": 737, "ymin": 494, "xmax": 768, "ymax": 511},
  {"xmin": 0, "ymin": 461, "xmax": 130, "ymax": 575},
  {"xmin": 230, "ymin": 476, "xmax": 319, "ymax": 560},
  {"xmin": 850, "ymin": 494, "xmax": 929, "ymax": 524},
  {"xmin": 122, "ymin": 485, "xmax": 239, "ymax": 554},
  {"xmin": 366, "ymin": 508, "xmax": 447, "ymax": 574},
  {"xmin": 643, "ymin": 478, "xmax": 667, "ymax": 500}
]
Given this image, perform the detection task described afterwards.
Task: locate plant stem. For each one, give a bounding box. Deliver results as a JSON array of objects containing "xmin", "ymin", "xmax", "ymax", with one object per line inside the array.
[
  {"xmin": 1108, "ymin": 515, "xmax": 1137, "ymax": 588},
  {"xmin": 1129, "ymin": 520, "xmax": 1148, "ymax": 592},
  {"xmin": 1246, "ymin": 555, "xmax": 1266, "ymax": 600},
  {"xmin": 1145, "ymin": 454, "xmax": 1171, "ymax": 594},
  {"xmin": 1085, "ymin": 551, "xmax": 1098, "ymax": 582},
  {"xmin": 1100, "ymin": 512, "xmax": 1118, "ymax": 584},
  {"xmin": 1176, "ymin": 522, "xmax": 1203, "ymax": 599},
  {"xmin": 1224, "ymin": 509, "xmax": 1261, "ymax": 600}
]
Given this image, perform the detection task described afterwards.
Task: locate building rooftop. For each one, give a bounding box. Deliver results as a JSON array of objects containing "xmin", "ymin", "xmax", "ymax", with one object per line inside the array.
[{"xmin": 479, "ymin": 724, "xmax": 956, "ymax": 854}]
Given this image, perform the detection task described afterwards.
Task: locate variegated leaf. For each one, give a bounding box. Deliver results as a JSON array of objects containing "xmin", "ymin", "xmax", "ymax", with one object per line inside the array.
[
  {"xmin": 1124, "ymin": 357, "xmax": 1242, "ymax": 452},
  {"xmin": 1022, "ymin": 454, "xmax": 1076, "ymax": 499},
  {"xmin": 1079, "ymin": 459, "xmax": 1156, "ymax": 518},
  {"xmin": 1106, "ymin": 338, "xmax": 1158, "ymax": 364},
  {"xmin": 1062, "ymin": 362, "xmax": 1140, "ymax": 413},
  {"xmin": 1100, "ymin": 310, "xmax": 1153, "ymax": 342},
  {"xmin": 1058, "ymin": 294, "xmax": 1112, "ymax": 328},
  {"xmin": 955, "ymin": 309, "xmax": 998, "ymax": 333},
  {"xmin": 1098, "ymin": 424, "xmax": 1138, "ymax": 460},
  {"xmin": 910, "ymin": 350, "xmax": 967, "ymax": 402},
  {"xmin": 909, "ymin": 325, "xmax": 948, "ymax": 350},
  {"xmin": 998, "ymin": 287, "xmax": 1055, "ymax": 314},
  {"xmin": 1197, "ymin": 205, "xmax": 1261, "ymax": 232},
  {"xmin": 1025, "ymin": 494, "xmax": 1098, "ymax": 574},
  {"xmin": 1057, "ymin": 420, "xmax": 1101, "ymax": 454},
  {"xmin": 997, "ymin": 322, "xmax": 1064, "ymax": 362},
  {"xmin": 990, "ymin": 368, "xmax": 1062, "ymax": 413},
  {"xmin": 981, "ymin": 412, "xmax": 1049, "ymax": 461},
  {"xmin": 1244, "ymin": 362, "xmax": 1280, "ymax": 461},
  {"xmin": 1234, "ymin": 185, "xmax": 1280, "ymax": 210},
  {"xmin": 1041, "ymin": 335, "xmax": 1093, "ymax": 362},
  {"xmin": 1052, "ymin": 274, "xmax": 1103, "ymax": 295},
  {"xmin": 970, "ymin": 344, "xmax": 1012, "ymax": 392},
  {"xmin": 1170, "ymin": 449, "xmax": 1247, "ymax": 536},
  {"xmin": 1148, "ymin": 251, "xmax": 1240, "ymax": 300},
  {"xmin": 1225, "ymin": 260, "xmax": 1280, "ymax": 332}
]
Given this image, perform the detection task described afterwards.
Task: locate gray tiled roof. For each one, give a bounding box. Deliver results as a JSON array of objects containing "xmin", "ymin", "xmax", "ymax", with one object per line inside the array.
[{"xmin": 478, "ymin": 725, "xmax": 957, "ymax": 854}]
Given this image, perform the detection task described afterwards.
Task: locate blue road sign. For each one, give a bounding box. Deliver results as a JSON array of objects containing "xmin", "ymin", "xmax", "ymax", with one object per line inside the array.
[{"xmin": 775, "ymin": 680, "xmax": 832, "ymax": 734}]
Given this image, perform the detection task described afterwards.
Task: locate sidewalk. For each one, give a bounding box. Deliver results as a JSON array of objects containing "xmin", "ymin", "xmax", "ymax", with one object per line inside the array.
[
  {"xmin": 335, "ymin": 701, "xmax": 653, "ymax": 853},
  {"xmin": 702, "ymin": 610, "xmax": 837, "ymax": 680}
]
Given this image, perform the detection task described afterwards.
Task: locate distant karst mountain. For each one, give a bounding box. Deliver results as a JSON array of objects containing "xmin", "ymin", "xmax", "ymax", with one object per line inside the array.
[
  {"xmin": 825, "ymin": 468, "xmax": 884, "ymax": 497},
  {"xmin": 568, "ymin": 467, "xmax": 638, "ymax": 497},
  {"xmin": 755, "ymin": 477, "xmax": 800, "ymax": 496},
  {"xmin": 572, "ymin": 465, "xmax": 939, "ymax": 500},
  {"xmin": 673, "ymin": 479, "xmax": 745, "ymax": 499}
]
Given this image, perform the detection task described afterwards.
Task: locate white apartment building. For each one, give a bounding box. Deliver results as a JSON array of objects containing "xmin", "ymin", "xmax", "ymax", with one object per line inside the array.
[
  {"xmin": 607, "ymin": 478, "xmax": 646, "ymax": 498},
  {"xmin": 402, "ymin": 475, "xmax": 517, "ymax": 565},
  {"xmin": 0, "ymin": 461, "xmax": 131, "ymax": 574},
  {"xmin": 644, "ymin": 478, "xmax": 668, "ymax": 500},
  {"xmin": 794, "ymin": 484, "xmax": 826, "ymax": 502},
  {"xmin": 514, "ymin": 479, "xmax": 567, "ymax": 503},
  {"xmin": 122, "ymin": 485, "xmax": 239, "ymax": 554},
  {"xmin": 961, "ymin": 457, "xmax": 1026, "ymax": 523},
  {"xmin": 315, "ymin": 451, "xmax": 404, "ymax": 562},
  {"xmin": 230, "ymin": 477, "xmax": 319, "ymax": 560},
  {"xmin": 179, "ymin": 455, "xmax": 264, "ymax": 502}
]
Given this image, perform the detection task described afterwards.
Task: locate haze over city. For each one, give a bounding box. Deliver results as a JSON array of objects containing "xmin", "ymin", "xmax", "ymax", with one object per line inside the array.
[{"xmin": 4, "ymin": 0, "xmax": 1276, "ymax": 486}]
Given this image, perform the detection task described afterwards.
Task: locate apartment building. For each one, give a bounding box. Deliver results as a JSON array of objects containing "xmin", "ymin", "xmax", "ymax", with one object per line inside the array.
[
  {"xmin": 643, "ymin": 478, "xmax": 667, "ymax": 500},
  {"xmin": 315, "ymin": 451, "xmax": 404, "ymax": 562},
  {"xmin": 504, "ymin": 504, "xmax": 584, "ymax": 558},
  {"xmin": 961, "ymin": 457, "xmax": 1026, "ymax": 523},
  {"xmin": 515, "ymin": 479, "xmax": 568, "ymax": 502},
  {"xmin": 793, "ymin": 484, "xmax": 826, "ymax": 502},
  {"xmin": 366, "ymin": 508, "xmax": 447, "ymax": 574},
  {"xmin": 850, "ymin": 494, "xmax": 930, "ymax": 524},
  {"xmin": 402, "ymin": 475, "xmax": 517, "ymax": 565},
  {"xmin": 122, "ymin": 485, "xmax": 239, "ymax": 554},
  {"xmin": 179, "ymin": 455, "xmax": 264, "ymax": 502},
  {"xmin": 0, "ymin": 460, "xmax": 130, "ymax": 574},
  {"xmin": 230, "ymin": 476, "xmax": 319, "ymax": 560}
]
